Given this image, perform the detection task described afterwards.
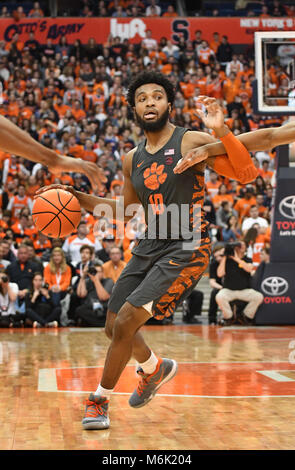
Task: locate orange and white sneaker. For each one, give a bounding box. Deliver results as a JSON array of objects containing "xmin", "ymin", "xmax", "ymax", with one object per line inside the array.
[
  {"xmin": 129, "ymin": 358, "xmax": 178, "ymax": 408},
  {"xmin": 82, "ymin": 394, "xmax": 110, "ymax": 430}
]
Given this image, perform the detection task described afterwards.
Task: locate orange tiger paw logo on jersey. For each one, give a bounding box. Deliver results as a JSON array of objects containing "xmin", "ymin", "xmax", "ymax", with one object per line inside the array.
[{"xmin": 143, "ymin": 162, "xmax": 167, "ymax": 190}]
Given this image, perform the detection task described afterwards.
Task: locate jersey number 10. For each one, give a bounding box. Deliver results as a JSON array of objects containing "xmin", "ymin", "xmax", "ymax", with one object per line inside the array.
[{"xmin": 149, "ymin": 193, "xmax": 165, "ymax": 215}]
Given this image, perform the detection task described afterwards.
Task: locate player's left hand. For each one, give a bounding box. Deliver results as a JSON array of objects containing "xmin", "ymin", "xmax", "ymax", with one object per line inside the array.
[
  {"xmin": 195, "ymin": 96, "xmax": 225, "ymax": 130},
  {"xmin": 174, "ymin": 147, "xmax": 209, "ymax": 174}
]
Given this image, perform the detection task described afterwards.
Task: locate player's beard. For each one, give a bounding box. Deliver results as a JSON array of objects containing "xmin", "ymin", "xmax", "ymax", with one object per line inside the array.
[{"xmin": 134, "ymin": 107, "xmax": 170, "ymax": 132}]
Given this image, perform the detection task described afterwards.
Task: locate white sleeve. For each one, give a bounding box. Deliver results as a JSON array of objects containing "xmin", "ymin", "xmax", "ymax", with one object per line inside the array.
[
  {"xmin": 7, "ymin": 196, "xmax": 14, "ymax": 211},
  {"xmin": 32, "ymin": 163, "xmax": 42, "ymax": 176},
  {"xmin": 2, "ymin": 158, "xmax": 9, "ymax": 185},
  {"xmin": 62, "ymin": 239, "xmax": 69, "ymax": 253},
  {"xmin": 9, "ymin": 283, "xmax": 19, "ymax": 295},
  {"xmin": 95, "ymin": 238, "xmax": 102, "ymax": 252},
  {"xmin": 27, "ymin": 198, "xmax": 33, "ymax": 212}
]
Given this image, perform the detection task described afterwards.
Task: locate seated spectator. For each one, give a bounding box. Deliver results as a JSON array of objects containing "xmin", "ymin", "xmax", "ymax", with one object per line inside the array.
[
  {"xmin": 43, "ymin": 247, "xmax": 72, "ymax": 307},
  {"xmin": 1, "ymin": 238, "xmax": 16, "ymax": 263},
  {"xmin": 7, "ymin": 184, "xmax": 33, "ymax": 223},
  {"xmin": 162, "ymin": 5, "xmax": 178, "ymax": 17},
  {"xmin": 102, "ymin": 246, "xmax": 126, "ymax": 284},
  {"xmin": 251, "ymin": 245, "xmax": 270, "ymax": 291},
  {"xmin": 28, "ymin": 2, "xmax": 44, "ymax": 17},
  {"xmin": 241, "ymin": 205, "xmax": 269, "ymax": 234},
  {"xmin": 222, "ymin": 214, "xmax": 241, "ymax": 242},
  {"xmin": 25, "ymin": 272, "xmax": 60, "ymax": 328},
  {"xmin": 216, "ymin": 241, "xmax": 264, "ymax": 325},
  {"xmin": 208, "ymin": 245, "xmax": 224, "ymax": 325},
  {"xmin": 68, "ymin": 244, "xmax": 96, "ymax": 323},
  {"xmin": 34, "ymin": 232, "xmax": 52, "ymax": 257},
  {"xmin": 145, "ymin": 0, "xmax": 161, "ymax": 16},
  {"xmin": 0, "ymin": 270, "xmax": 20, "ymax": 327},
  {"xmin": 96, "ymin": 235, "xmax": 117, "ymax": 263},
  {"xmin": 258, "ymin": 159, "xmax": 274, "ymax": 183},
  {"xmin": 11, "ymin": 213, "xmax": 37, "ymax": 245},
  {"xmin": 62, "ymin": 221, "xmax": 102, "ymax": 265},
  {"xmin": 74, "ymin": 261, "xmax": 114, "ymax": 327},
  {"xmin": 0, "ymin": 241, "xmax": 11, "ymax": 269},
  {"xmin": 212, "ymin": 184, "xmax": 234, "ymax": 209},
  {"xmin": 74, "ymin": 245, "xmax": 96, "ymax": 285},
  {"xmin": 233, "ymin": 186, "xmax": 257, "ymax": 224},
  {"xmin": 6, "ymin": 244, "xmax": 40, "ymax": 312},
  {"xmin": 254, "ymin": 175, "xmax": 266, "ymax": 196},
  {"xmin": 182, "ymin": 289, "xmax": 204, "ymax": 324},
  {"xmin": 206, "ymin": 171, "xmax": 221, "ymax": 199},
  {"xmin": 216, "ymin": 201, "xmax": 238, "ymax": 230},
  {"xmin": 23, "ymin": 239, "xmax": 44, "ymax": 272}
]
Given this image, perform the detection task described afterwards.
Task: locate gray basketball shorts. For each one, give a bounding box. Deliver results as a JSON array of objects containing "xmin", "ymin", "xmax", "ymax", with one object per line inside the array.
[{"xmin": 108, "ymin": 237, "xmax": 211, "ymax": 320}]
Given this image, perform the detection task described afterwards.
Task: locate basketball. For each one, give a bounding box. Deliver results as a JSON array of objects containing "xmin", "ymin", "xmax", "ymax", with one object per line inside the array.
[{"xmin": 32, "ymin": 188, "xmax": 81, "ymax": 238}]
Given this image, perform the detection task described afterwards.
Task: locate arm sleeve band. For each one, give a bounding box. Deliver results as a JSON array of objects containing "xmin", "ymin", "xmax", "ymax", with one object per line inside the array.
[{"xmin": 213, "ymin": 131, "xmax": 259, "ymax": 183}]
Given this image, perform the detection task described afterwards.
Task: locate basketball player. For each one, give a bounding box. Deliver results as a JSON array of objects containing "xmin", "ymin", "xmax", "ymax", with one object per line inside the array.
[
  {"xmin": 0, "ymin": 115, "xmax": 106, "ymax": 190},
  {"xmin": 36, "ymin": 71, "xmax": 291, "ymax": 430}
]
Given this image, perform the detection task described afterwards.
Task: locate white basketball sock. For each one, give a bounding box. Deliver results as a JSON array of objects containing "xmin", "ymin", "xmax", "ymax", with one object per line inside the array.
[
  {"xmin": 94, "ymin": 384, "xmax": 113, "ymax": 399},
  {"xmin": 139, "ymin": 351, "xmax": 159, "ymax": 375}
]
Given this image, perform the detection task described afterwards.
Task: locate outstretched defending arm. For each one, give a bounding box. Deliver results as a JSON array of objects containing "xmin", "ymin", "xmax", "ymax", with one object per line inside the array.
[
  {"xmin": 0, "ymin": 115, "xmax": 106, "ymax": 190},
  {"xmin": 174, "ymin": 96, "xmax": 258, "ymax": 184},
  {"xmin": 177, "ymin": 120, "xmax": 295, "ymax": 173}
]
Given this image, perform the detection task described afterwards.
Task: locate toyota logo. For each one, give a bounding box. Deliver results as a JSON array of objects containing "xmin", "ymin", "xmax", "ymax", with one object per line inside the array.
[
  {"xmin": 261, "ymin": 277, "xmax": 289, "ymax": 296},
  {"xmin": 279, "ymin": 196, "xmax": 295, "ymax": 219}
]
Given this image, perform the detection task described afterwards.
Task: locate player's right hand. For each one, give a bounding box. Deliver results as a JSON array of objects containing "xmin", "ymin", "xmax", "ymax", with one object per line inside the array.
[{"xmin": 34, "ymin": 184, "xmax": 77, "ymax": 199}]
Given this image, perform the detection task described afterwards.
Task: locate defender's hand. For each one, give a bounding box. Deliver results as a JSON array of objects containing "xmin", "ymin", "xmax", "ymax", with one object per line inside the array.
[
  {"xmin": 174, "ymin": 147, "xmax": 209, "ymax": 174},
  {"xmin": 195, "ymin": 96, "xmax": 225, "ymax": 132},
  {"xmin": 48, "ymin": 158, "xmax": 107, "ymax": 192}
]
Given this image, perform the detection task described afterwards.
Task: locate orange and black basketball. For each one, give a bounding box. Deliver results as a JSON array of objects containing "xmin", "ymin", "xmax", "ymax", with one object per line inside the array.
[{"xmin": 32, "ymin": 188, "xmax": 81, "ymax": 238}]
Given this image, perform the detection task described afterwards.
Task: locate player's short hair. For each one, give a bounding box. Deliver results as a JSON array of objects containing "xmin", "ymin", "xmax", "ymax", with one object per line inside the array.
[{"xmin": 127, "ymin": 71, "xmax": 175, "ymax": 108}]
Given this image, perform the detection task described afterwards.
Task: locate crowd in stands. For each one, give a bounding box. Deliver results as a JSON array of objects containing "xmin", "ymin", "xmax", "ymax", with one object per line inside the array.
[
  {"xmin": 1, "ymin": 1, "xmax": 294, "ymax": 19},
  {"xmin": 0, "ymin": 0, "xmax": 289, "ymax": 327}
]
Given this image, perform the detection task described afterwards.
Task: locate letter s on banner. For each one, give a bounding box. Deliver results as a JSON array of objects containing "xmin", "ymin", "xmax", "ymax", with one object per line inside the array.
[{"xmin": 172, "ymin": 19, "xmax": 189, "ymax": 42}]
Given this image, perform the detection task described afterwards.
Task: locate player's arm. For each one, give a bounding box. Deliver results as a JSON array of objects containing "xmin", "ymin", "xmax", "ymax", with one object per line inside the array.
[
  {"xmin": 196, "ymin": 120, "xmax": 295, "ymax": 157},
  {"xmin": 0, "ymin": 115, "xmax": 106, "ymax": 191},
  {"xmin": 175, "ymin": 96, "xmax": 258, "ymax": 184},
  {"xmin": 35, "ymin": 150, "xmax": 142, "ymax": 222}
]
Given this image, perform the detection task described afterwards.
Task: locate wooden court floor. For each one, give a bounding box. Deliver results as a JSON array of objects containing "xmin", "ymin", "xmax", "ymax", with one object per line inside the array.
[{"xmin": 1, "ymin": 324, "xmax": 295, "ymax": 450}]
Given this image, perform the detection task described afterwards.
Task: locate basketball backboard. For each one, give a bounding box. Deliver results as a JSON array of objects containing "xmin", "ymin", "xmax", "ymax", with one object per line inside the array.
[{"xmin": 254, "ymin": 31, "xmax": 295, "ymax": 115}]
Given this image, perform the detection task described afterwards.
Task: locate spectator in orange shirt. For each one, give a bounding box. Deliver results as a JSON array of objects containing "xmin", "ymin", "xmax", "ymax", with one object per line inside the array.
[
  {"xmin": 206, "ymin": 72, "xmax": 223, "ymax": 100},
  {"xmin": 212, "ymin": 183, "xmax": 234, "ymax": 209},
  {"xmin": 71, "ymin": 99, "xmax": 86, "ymax": 122},
  {"xmin": 102, "ymin": 247, "xmax": 126, "ymax": 284},
  {"xmin": 83, "ymin": 139, "xmax": 98, "ymax": 163},
  {"xmin": 162, "ymin": 5, "xmax": 178, "ymax": 17},
  {"xmin": 258, "ymin": 160, "xmax": 274, "ymax": 183},
  {"xmin": 206, "ymin": 171, "xmax": 222, "ymax": 199},
  {"xmin": 28, "ymin": 2, "xmax": 44, "ymax": 17},
  {"xmin": 43, "ymin": 247, "xmax": 72, "ymax": 307},
  {"xmin": 197, "ymin": 41, "xmax": 215, "ymax": 66},
  {"xmin": 210, "ymin": 32, "xmax": 221, "ymax": 54},
  {"xmin": 179, "ymin": 73, "xmax": 195, "ymax": 99},
  {"xmin": 68, "ymin": 136, "xmax": 85, "ymax": 159},
  {"xmin": 234, "ymin": 186, "xmax": 257, "ymax": 224},
  {"xmin": 11, "ymin": 213, "xmax": 37, "ymax": 245},
  {"xmin": 260, "ymin": 5, "xmax": 270, "ymax": 17}
]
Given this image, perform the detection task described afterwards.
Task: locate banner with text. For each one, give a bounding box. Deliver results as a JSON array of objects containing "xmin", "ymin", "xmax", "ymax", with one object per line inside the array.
[{"xmin": 0, "ymin": 16, "xmax": 295, "ymax": 45}]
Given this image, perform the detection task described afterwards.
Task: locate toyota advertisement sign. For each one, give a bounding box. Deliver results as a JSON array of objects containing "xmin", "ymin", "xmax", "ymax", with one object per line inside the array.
[
  {"xmin": 270, "ymin": 167, "xmax": 295, "ymax": 263},
  {"xmin": 255, "ymin": 266, "xmax": 295, "ymax": 324}
]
